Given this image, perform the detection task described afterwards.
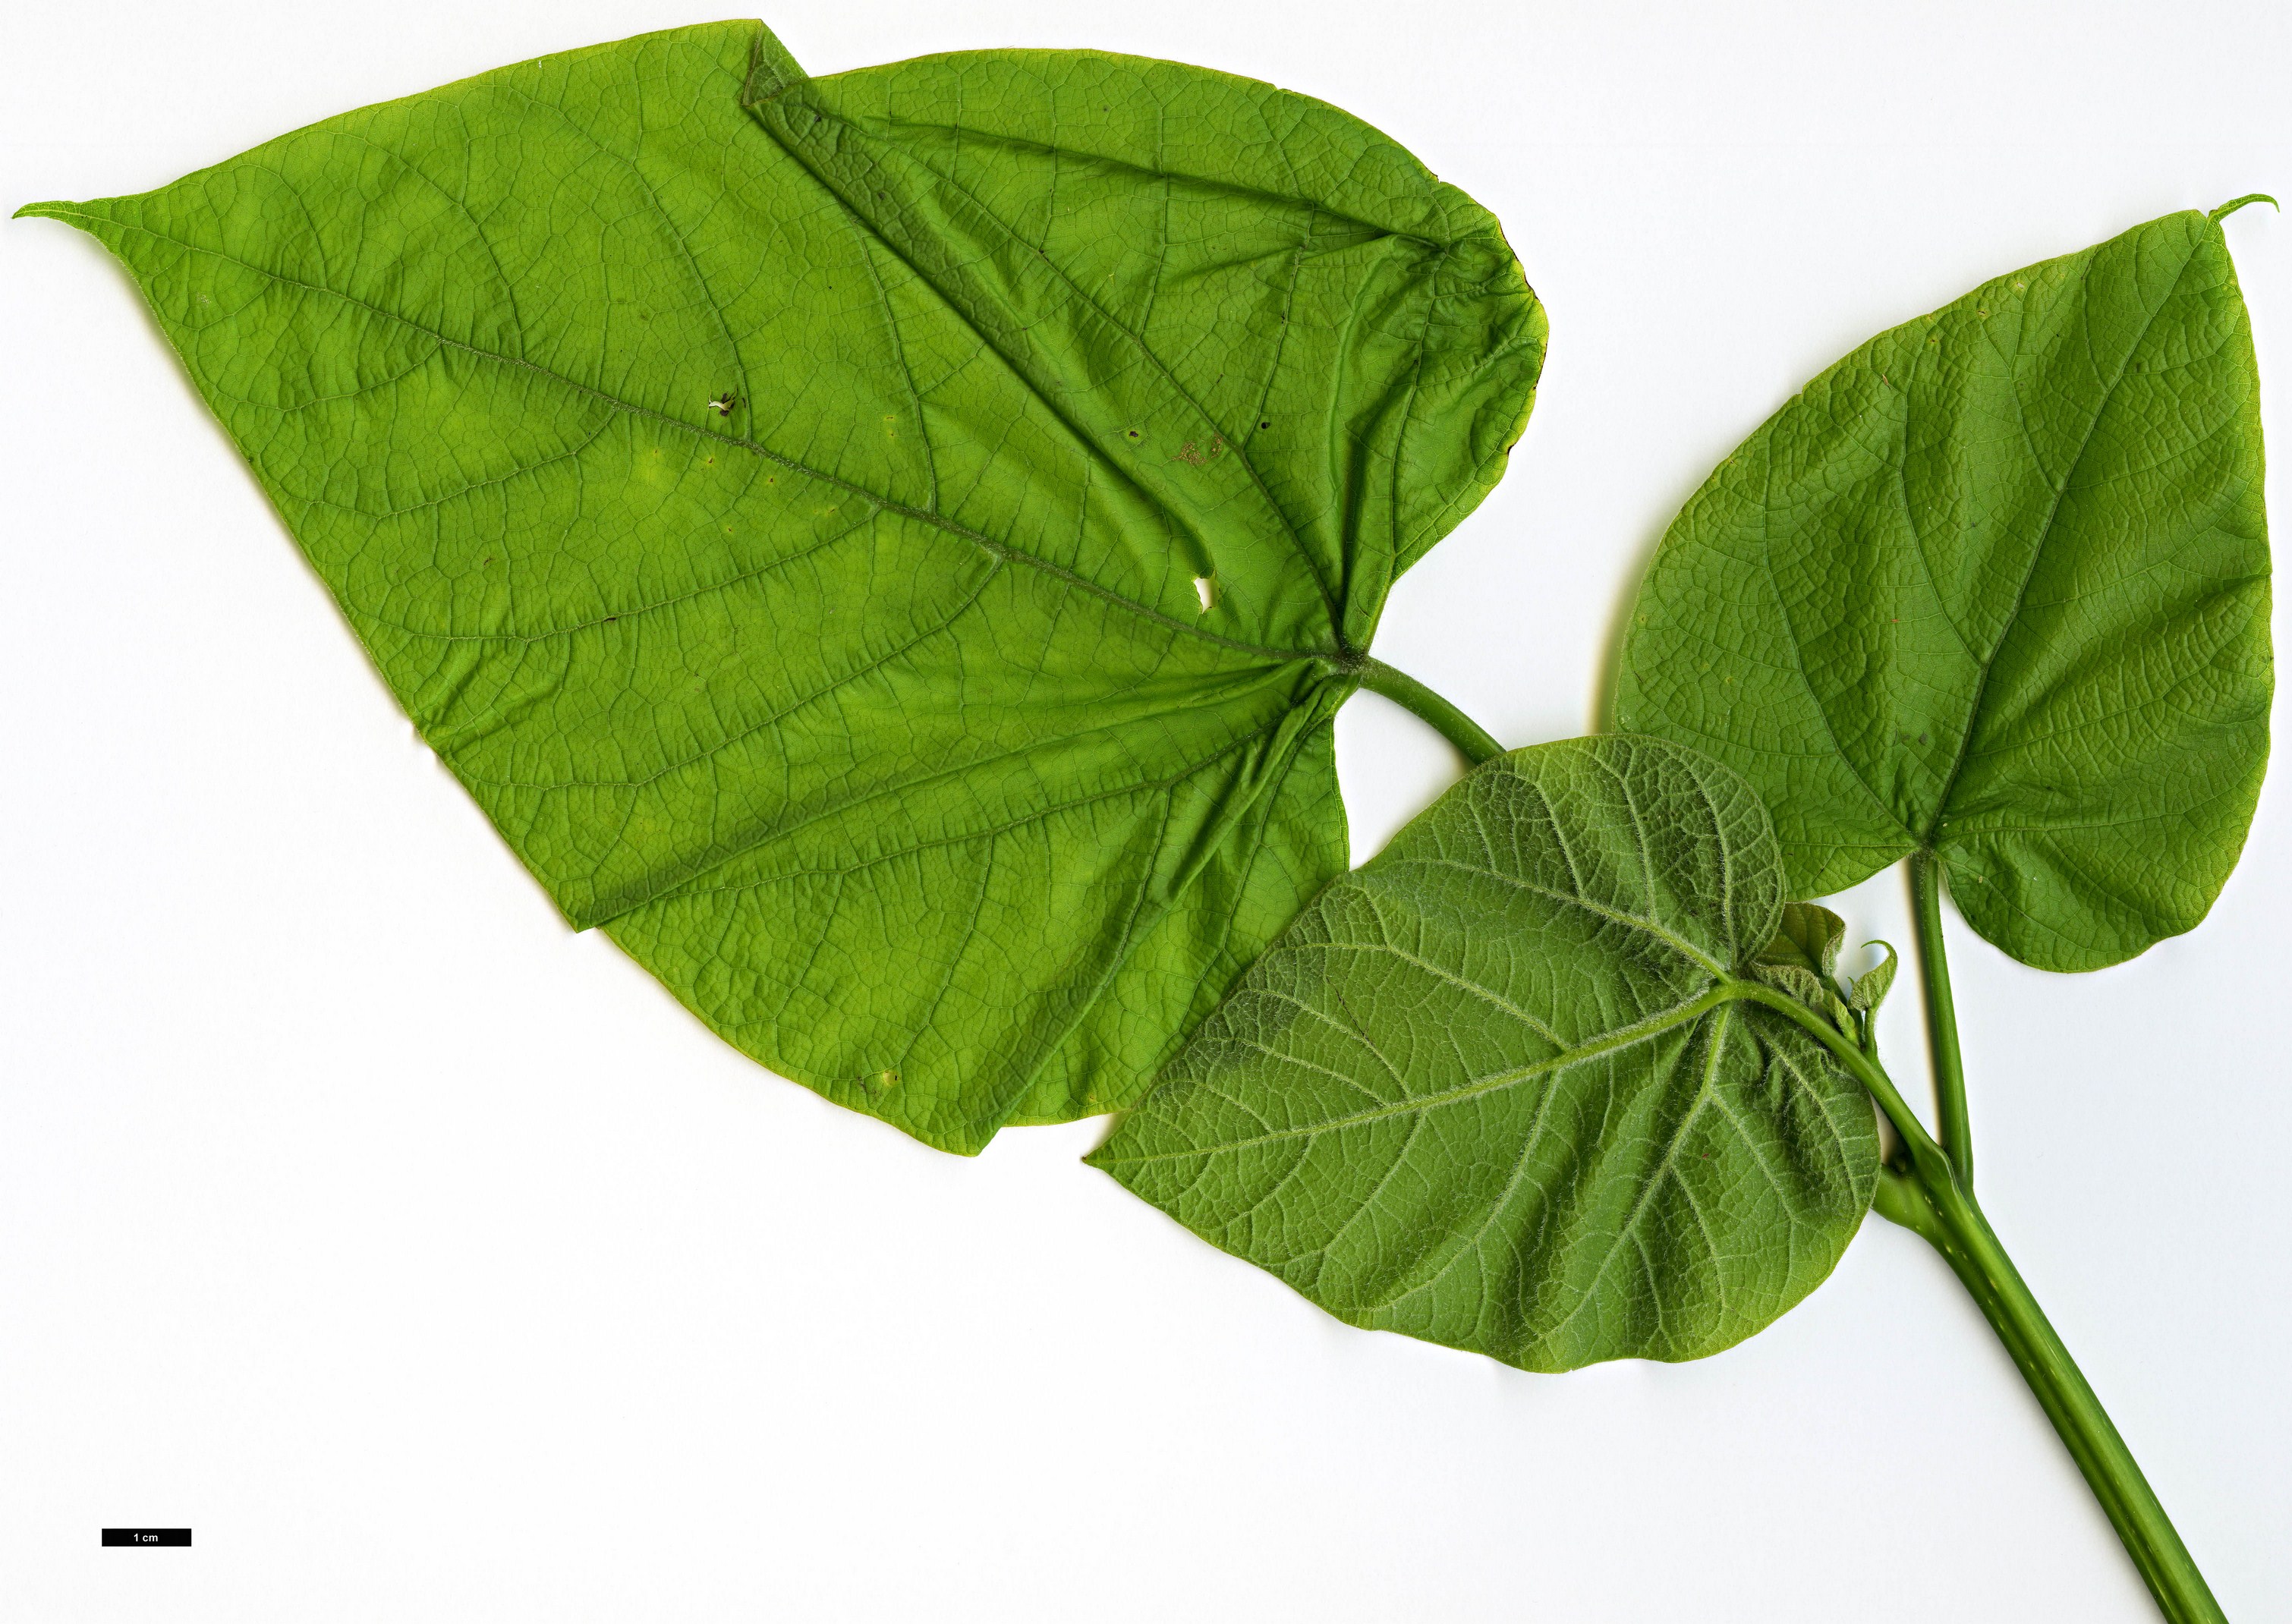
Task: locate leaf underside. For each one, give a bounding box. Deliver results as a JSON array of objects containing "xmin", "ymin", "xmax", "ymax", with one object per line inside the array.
[
  {"xmin": 24, "ymin": 20, "xmax": 1545, "ymax": 1150},
  {"xmin": 1617, "ymin": 208, "xmax": 2272, "ymax": 971},
  {"xmin": 1758, "ymin": 900, "xmax": 1845, "ymax": 977},
  {"xmin": 1092, "ymin": 735, "xmax": 1879, "ymax": 1373}
]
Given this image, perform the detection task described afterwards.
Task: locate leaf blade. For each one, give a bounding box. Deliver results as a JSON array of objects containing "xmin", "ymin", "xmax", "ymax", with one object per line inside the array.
[
  {"xmin": 29, "ymin": 20, "xmax": 1544, "ymax": 1150},
  {"xmin": 1092, "ymin": 735, "xmax": 1878, "ymax": 1371},
  {"xmin": 1617, "ymin": 209, "xmax": 2271, "ymax": 971},
  {"xmin": 1848, "ymin": 941, "xmax": 1898, "ymax": 1015}
]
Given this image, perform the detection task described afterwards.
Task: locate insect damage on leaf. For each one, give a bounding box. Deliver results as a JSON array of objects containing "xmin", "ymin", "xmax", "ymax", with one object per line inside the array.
[{"xmin": 19, "ymin": 19, "xmax": 1546, "ymax": 1152}]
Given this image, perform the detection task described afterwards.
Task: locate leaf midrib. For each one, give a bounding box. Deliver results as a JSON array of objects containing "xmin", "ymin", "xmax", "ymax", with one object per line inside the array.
[
  {"xmin": 600, "ymin": 693, "xmax": 1302, "ymax": 902},
  {"xmin": 748, "ymin": 83, "xmax": 1355, "ymax": 632},
  {"xmin": 36, "ymin": 206, "xmax": 1334, "ymax": 675},
  {"xmin": 1919, "ymin": 226, "xmax": 2209, "ymax": 846},
  {"xmin": 795, "ymin": 103, "xmax": 1442, "ymax": 253},
  {"xmin": 1095, "ymin": 979, "xmax": 1753, "ymax": 1164}
]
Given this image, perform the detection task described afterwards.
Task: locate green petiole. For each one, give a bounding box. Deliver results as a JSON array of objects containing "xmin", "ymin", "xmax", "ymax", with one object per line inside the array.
[
  {"xmin": 1909, "ymin": 850, "xmax": 1973, "ymax": 1188},
  {"xmin": 1357, "ymin": 663, "xmax": 2230, "ymax": 1624},
  {"xmin": 1736, "ymin": 978, "xmax": 2227, "ymax": 1624},
  {"xmin": 1346, "ymin": 656, "xmax": 1506, "ymax": 766}
]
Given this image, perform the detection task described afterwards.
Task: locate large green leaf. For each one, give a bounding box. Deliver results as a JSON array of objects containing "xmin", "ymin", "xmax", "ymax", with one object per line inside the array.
[
  {"xmin": 1091, "ymin": 735, "xmax": 1878, "ymax": 1372},
  {"xmin": 20, "ymin": 20, "xmax": 1544, "ymax": 1151},
  {"xmin": 1616, "ymin": 206, "xmax": 2271, "ymax": 971}
]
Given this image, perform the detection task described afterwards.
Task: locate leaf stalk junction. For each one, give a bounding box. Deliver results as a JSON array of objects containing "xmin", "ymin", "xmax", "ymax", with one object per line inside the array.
[
  {"xmin": 1377, "ymin": 678, "xmax": 2227, "ymax": 1624},
  {"xmin": 1749, "ymin": 974, "xmax": 2228, "ymax": 1624},
  {"xmin": 1751, "ymin": 975, "xmax": 2218, "ymax": 1621},
  {"xmin": 1345, "ymin": 656, "xmax": 1505, "ymax": 765}
]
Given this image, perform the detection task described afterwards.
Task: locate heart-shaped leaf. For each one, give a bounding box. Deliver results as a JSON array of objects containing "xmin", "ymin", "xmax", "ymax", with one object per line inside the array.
[
  {"xmin": 1616, "ymin": 206, "xmax": 2272, "ymax": 971},
  {"xmin": 1091, "ymin": 735, "xmax": 1878, "ymax": 1372},
  {"xmin": 20, "ymin": 21, "xmax": 1544, "ymax": 1150}
]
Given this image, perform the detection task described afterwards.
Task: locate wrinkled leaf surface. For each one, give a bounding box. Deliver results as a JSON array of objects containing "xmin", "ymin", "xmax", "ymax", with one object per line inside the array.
[
  {"xmin": 1092, "ymin": 735, "xmax": 1878, "ymax": 1371},
  {"xmin": 1757, "ymin": 901, "xmax": 1845, "ymax": 977},
  {"xmin": 22, "ymin": 20, "xmax": 1544, "ymax": 1150},
  {"xmin": 1848, "ymin": 943, "xmax": 1898, "ymax": 1015},
  {"xmin": 1617, "ymin": 207, "xmax": 2271, "ymax": 971}
]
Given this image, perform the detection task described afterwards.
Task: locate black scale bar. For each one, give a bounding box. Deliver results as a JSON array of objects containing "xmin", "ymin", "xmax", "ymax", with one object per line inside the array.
[{"xmin": 102, "ymin": 1528, "xmax": 191, "ymax": 1547}]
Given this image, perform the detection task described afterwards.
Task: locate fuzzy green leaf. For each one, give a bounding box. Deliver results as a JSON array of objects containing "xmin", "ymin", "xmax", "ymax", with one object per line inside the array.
[
  {"xmin": 1091, "ymin": 735, "xmax": 1879, "ymax": 1372},
  {"xmin": 1617, "ymin": 206, "xmax": 2272, "ymax": 971},
  {"xmin": 1848, "ymin": 942, "xmax": 1898, "ymax": 1015},
  {"xmin": 20, "ymin": 20, "xmax": 1544, "ymax": 1151},
  {"xmin": 1756, "ymin": 901, "xmax": 1846, "ymax": 978},
  {"xmin": 1748, "ymin": 964, "xmax": 1854, "ymax": 1035}
]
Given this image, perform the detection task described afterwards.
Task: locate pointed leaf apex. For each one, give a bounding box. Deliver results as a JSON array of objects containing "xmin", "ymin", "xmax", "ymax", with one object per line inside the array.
[
  {"xmin": 33, "ymin": 17, "xmax": 1543, "ymax": 1151},
  {"xmin": 2210, "ymin": 193, "xmax": 2278, "ymax": 225}
]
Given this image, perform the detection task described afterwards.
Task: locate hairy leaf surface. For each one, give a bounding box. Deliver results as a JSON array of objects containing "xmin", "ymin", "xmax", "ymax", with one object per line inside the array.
[
  {"xmin": 1091, "ymin": 735, "xmax": 1878, "ymax": 1372},
  {"xmin": 1758, "ymin": 902, "xmax": 1845, "ymax": 977},
  {"xmin": 21, "ymin": 20, "xmax": 1544, "ymax": 1150},
  {"xmin": 1617, "ymin": 206, "xmax": 2271, "ymax": 971},
  {"xmin": 1848, "ymin": 943, "xmax": 1897, "ymax": 1015},
  {"xmin": 1750, "ymin": 902, "xmax": 1853, "ymax": 1029}
]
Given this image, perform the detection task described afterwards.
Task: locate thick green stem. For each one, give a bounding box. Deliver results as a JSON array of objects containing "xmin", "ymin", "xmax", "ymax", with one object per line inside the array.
[
  {"xmin": 1908, "ymin": 850, "xmax": 1973, "ymax": 1188},
  {"xmin": 1348, "ymin": 657, "xmax": 1504, "ymax": 764},
  {"xmin": 1874, "ymin": 1164, "xmax": 2226, "ymax": 1623},
  {"xmin": 1736, "ymin": 982, "xmax": 2228, "ymax": 1624}
]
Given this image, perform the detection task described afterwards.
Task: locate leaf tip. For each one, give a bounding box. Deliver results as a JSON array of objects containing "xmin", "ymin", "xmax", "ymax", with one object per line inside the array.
[
  {"xmin": 2209, "ymin": 193, "xmax": 2278, "ymax": 225},
  {"xmin": 11, "ymin": 200, "xmax": 75, "ymax": 222}
]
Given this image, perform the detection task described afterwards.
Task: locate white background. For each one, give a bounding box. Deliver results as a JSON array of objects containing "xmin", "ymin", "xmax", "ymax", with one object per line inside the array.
[{"xmin": 3, "ymin": 2, "xmax": 2287, "ymax": 1619}]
